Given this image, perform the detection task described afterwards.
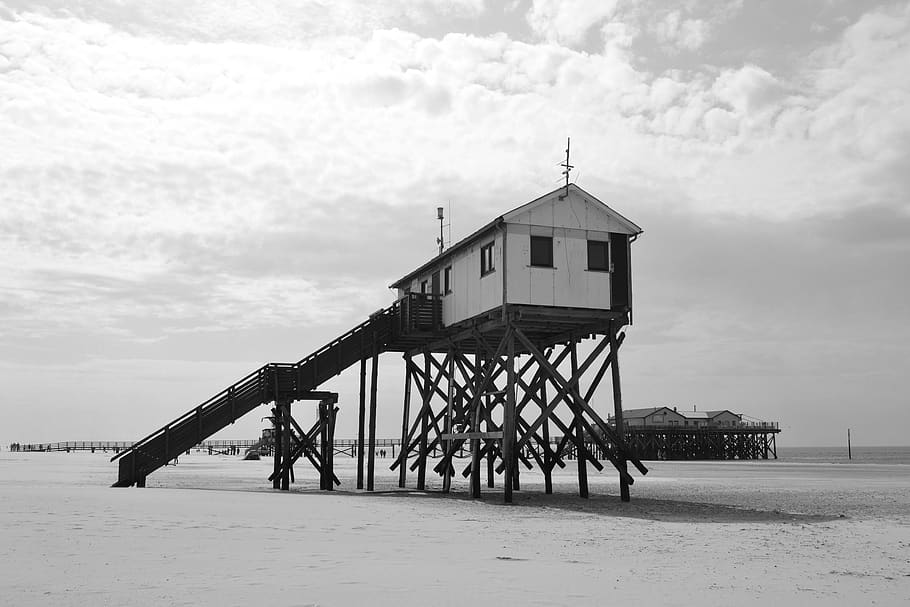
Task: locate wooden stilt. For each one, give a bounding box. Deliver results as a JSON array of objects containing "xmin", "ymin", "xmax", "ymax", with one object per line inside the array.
[
  {"xmin": 503, "ymin": 328, "xmax": 516, "ymax": 503},
  {"xmin": 417, "ymin": 353, "xmax": 430, "ymax": 490},
  {"xmin": 486, "ymin": 392, "xmax": 495, "ymax": 488},
  {"xmin": 281, "ymin": 402, "xmax": 291, "ymax": 491},
  {"xmin": 398, "ymin": 356, "xmax": 412, "ymax": 488},
  {"xmin": 609, "ymin": 325, "xmax": 630, "ymax": 502},
  {"xmin": 442, "ymin": 353, "xmax": 455, "ymax": 493},
  {"xmin": 272, "ymin": 406, "xmax": 282, "ymax": 489},
  {"xmin": 318, "ymin": 401, "xmax": 327, "ymax": 490},
  {"xmin": 367, "ymin": 344, "xmax": 379, "ymax": 492},
  {"xmin": 326, "ymin": 400, "xmax": 336, "ymax": 491},
  {"xmin": 357, "ymin": 356, "xmax": 366, "ymax": 489},
  {"xmin": 470, "ymin": 352, "xmax": 482, "ymax": 498},
  {"xmin": 541, "ymin": 381, "xmax": 553, "ymax": 494},
  {"xmin": 570, "ymin": 342, "xmax": 588, "ymax": 498}
]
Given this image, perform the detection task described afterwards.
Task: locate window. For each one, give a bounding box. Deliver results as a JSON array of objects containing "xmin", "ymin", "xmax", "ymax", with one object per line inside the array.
[
  {"xmin": 443, "ymin": 266, "xmax": 452, "ymax": 294},
  {"xmin": 587, "ymin": 239, "xmax": 609, "ymax": 271},
  {"xmin": 480, "ymin": 242, "xmax": 495, "ymax": 276},
  {"xmin": 420, "ymin": 280, "xmax": 428, "ymax": 294},
  {"xmin": 530, "ymin": 235, "xmax": 553, "ymax": 267}
]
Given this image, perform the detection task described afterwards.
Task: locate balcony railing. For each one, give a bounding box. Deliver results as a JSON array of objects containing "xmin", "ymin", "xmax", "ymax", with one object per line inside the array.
[{"xmin": 397, "ymin": 292, "xmax": 442, "ymax": 334}]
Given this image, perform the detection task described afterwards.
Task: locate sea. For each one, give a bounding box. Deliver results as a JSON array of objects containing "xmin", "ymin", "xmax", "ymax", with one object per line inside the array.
[{"xmin": 776, "ymin": 445, "xmax": 910, "ymax": 464}]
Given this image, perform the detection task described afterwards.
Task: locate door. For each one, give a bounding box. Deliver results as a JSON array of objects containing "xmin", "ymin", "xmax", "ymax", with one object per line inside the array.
[
  {"xmin": 609, "ymin": 233, "xmax": 630, "ymax": 310},
  {"xmin": 431, "ymin": 271, "xmax": 441, "ymax": 327}
]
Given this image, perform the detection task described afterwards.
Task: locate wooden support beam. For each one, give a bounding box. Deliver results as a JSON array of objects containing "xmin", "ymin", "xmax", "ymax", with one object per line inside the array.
[
  {"xmin": 319, "ymin": 401, "xmax": 328, "ymax": 490},
  {"xmin": 417, "ymin": 353, "xmax": 431, "ymax": 490},
  {"xmin": 485, "ymin": 393, "xmax": 495, "ymax": 488},
  {"xmin": 442, "ymin": 353, "xmax": 455, "ymax": 493},
  {"xmin": 277, "ymin": 414, "xmax": 340, "ymax": 487},
  {"xmin": 610, "ymin": 327, "xmax": 629, "ymax": 502},
  {"xmin": 494, "ymin": 357, "xmax": 603, "ymax": 474},
  {"xmin": 442, "ymin": 431, "xmax": 503, "ymax": 440},
  {"xmin": 398, "ymin": 355, "xmax": 412, "ymax": 488},
  {"xmin": 503, "ymin": 327, "xmax": 516, "ymax": 503},
  {"xmin": 367, "ymin": 343, "xmax": 379, "ymax": 492},
  {"xmin": 513, "ymin": 327, "xmax": 647, "ymax": 479},
  {"xmin": 281, "ymin": 402, "xmax": 291, "ymax": 491},
  {"xmin": 390, "ymin": 354, "xmax": 452, "ymax": 472},
  {"xmin": 357, "ymin": 356, "xmax": 366, "ymax": 490},
  {"xmin": 541, "ymin": 381, "xmax": 553, "ymax": 494},
  {"xmin": 272, "ymin": 406, "xmax": 281, "ymax": 489},
  {"xmin": 571, "ymin": 341, "xmax": 589, "ymax": 498},
  {"xmin": 471, "ymin": 351, "xmax": 482, "ymax": 498}
]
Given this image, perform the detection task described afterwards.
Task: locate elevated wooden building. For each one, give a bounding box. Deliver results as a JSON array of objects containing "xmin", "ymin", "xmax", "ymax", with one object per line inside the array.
[
  {"xmin": 609, "ymin": 407, "xmax": 780, "ymax": 460},
  {"xmin": 112, "ymin": 184, "xmax": 648, "ymax": 501}
]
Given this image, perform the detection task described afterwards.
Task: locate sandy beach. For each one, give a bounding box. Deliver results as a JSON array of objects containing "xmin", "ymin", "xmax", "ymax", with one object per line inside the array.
[{"xmin": 1, "ymin": 451, "xmax": 908, "ymax": 606}]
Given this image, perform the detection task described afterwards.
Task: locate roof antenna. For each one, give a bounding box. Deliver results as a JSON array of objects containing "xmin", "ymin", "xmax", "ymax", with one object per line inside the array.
[
  {"xmin": 436, "ymin": 206, "xmax": 445, "ymax": 255},
  {"xmin": 559, "ymin": 137, "xmax": 573, "ymax": 200}
]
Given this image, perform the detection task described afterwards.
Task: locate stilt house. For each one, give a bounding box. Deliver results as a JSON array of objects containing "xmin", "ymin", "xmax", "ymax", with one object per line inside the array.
[
  {"xmin": 113, "ymin": 182, "xmax": 649, "ymax": 502},
  {"xmin": 390, "ymin": 184, "xmax": 643, "ymax": 327}
]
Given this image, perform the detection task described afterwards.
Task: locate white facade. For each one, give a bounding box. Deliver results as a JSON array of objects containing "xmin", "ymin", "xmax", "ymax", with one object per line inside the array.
[{"xmin": 391, "ymin": 185, "xmax": 641, "ymax": 328}]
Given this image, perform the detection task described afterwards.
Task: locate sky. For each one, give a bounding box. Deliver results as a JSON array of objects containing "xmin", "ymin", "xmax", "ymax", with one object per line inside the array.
[{"xmin": 2, "ymin": 0, "xmax": 909, "ymax": 450}]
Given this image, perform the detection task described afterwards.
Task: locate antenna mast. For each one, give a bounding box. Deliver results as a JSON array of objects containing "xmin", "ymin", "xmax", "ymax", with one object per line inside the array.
[
  {"xmin": 559, "ymin": 137, "xmax": 573, "ymax": 200},
  {"xmin": 436, "ymin": 206, "xmax": 445, "ymax": 255}
]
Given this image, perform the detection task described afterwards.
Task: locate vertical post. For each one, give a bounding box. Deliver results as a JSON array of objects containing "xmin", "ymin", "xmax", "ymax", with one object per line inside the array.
[
  {"xmin": 272, "ymin": 406, "xmax": 282, "ymax": 490},
  {"xmin": 417, "ymin": 353, "xmax": 430, "ymax": 491},
  {"xmin": 281, "ymin": 402, "xmax": 291, "ymax": 491},
  {"xmin": 471, "ymin": 352, "xmax": 482, "ymax": 498},
  {"xmin": 367, "ymin": 343, "xmax": 379, "ymax": 491},
  {"xmin": 399, "ymin": 356, "xmax": 412, "ymax": 488},
  {"xmin": 357, "ymin": 357, "xmax": 367, "ymax": 489},
  {"xmin": 486, "ymin": 392, "xmax": 495, "ymax": 488},
  {"xmin": 443, "ymin": 352, "xmax": 455, "ymax": 493},
  {"xmin": 847, "ymin": 428, "xmax": 852, "ymax": 460},
  {"xmin": 571, "ymin": 341, "xmax": 588, "ymax": 499},
  {"xmin": 610, "ymin": 326, "xmax": 630, "ymax": 502},
  {"xmin": 503, "ymin": 329, "xmax": 516, "ymax": 503},
  {"xmin": 320, "ymin": 401, "xmax": 329, "ymax": 489},
  {"xmin": 326, "ymin": 400, "xmax": 336, "ymax": 491},
  {"xmin": 541, "ymin": 380, "xmax": 553, "ymax": 495}
]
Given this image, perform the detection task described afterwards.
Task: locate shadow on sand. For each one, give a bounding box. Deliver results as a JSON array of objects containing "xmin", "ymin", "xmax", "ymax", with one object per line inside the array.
[{"xmin": 287, "ymin": 486, "xmax": 842, "ymax": 524}]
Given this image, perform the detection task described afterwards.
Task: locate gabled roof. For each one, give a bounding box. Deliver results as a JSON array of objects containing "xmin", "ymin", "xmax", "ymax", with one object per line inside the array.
[
  {"xmin": 502, "ymin": 184, "xmax": 642, "ymax": 234},
  {"xmin": 620, "ymin": 407, "xmax": 742, "ymax": 421},
  {"xmin": 389, "ymin": 184, "xmax": 641, "ymax": 289},
  {"xmin": 621, "ymin": 406, "xmax": 677, "ymax": 419}
]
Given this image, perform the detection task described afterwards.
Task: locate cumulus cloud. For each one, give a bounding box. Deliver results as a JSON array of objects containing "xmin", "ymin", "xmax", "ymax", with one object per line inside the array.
[
  {"xmin": 652, "ymin": 10, "xmax": 710, "ymax": 50},
  {"xmin": 712, "ymin": 64, "xmax": 785, "ymax": 114},
  {"xmin": 526, "ymin": 0, "xmax": 619, "ymax": 45},
  {"xmin": 2, "ymin": 2, "xmax": 909, "ymax": 359}
]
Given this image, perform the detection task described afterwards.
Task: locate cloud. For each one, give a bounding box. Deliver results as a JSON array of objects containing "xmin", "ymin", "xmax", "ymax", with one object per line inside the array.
[
  {"xmin": 712, "ymin": 64, "xmax": 785, "ymax": 114},
  {"xmin": 6, "ymin": 0, "xmax": 487, "ymax": 42},
  {"xmin": 2, "ymin": 4, "xmax": 909, "ymax": 367},
  {"xmin": 526, "ymin": 0, "xmax": 619, "ymax": 45},
  {"xmin": 652, "ymin": 10, "xmax": 709, "ymax": 50}
]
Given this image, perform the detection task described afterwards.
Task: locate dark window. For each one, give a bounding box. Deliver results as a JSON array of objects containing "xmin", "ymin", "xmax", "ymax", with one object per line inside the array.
[
  {"xmin": 587, "ymin": 240, "xmax": 609, "ymax": 271},
  {"xmin": 443, "ymin": 266, "xmax": 452, "ymax": 294},
  {"xmin": 480, "ymin": 242, "xmax": 495, "ymax": 276},
  {"xmin": 420, "ymin": 280, "xmax": 428, "ymax": 294},
  {"xmin": 530, "ymin": 235, "xmax": 553, "ymax": 267}
]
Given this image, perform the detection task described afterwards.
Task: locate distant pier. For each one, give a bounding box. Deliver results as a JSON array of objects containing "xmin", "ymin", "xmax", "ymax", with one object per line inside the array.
[{"xmin": 12, "ymin": 427, "xmax": 779, "ymax": 461}]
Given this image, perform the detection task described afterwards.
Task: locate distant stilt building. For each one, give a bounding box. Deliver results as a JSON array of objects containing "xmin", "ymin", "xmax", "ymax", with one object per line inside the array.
[{"xmin": 608, "ymin": 407, "xmax": 780, "ymax": 460}]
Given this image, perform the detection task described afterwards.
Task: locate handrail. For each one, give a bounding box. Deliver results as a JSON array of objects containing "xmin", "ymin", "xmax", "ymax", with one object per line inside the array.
[
  {"xmin": 111, "ymin": 365, "xmax": 267, "ymax": 461},
  {"xmin": 112, "ymin": 298, "xmax": 405, "ymax": 465}
]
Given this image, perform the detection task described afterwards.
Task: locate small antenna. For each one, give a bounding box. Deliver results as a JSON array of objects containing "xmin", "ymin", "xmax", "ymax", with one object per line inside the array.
[
  {"xmin": 436, "ymin": 206, "xmax": 445, "ymax": 255},
  {"xmin": 559, "ymin": 137, "xmax": 573, "ymax": 200}
]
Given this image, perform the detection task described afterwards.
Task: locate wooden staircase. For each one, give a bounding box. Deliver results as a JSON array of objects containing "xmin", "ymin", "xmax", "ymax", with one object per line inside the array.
[{"xmin": 112, "ymin": 294, "xmax": 441, "ymax": 487}]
